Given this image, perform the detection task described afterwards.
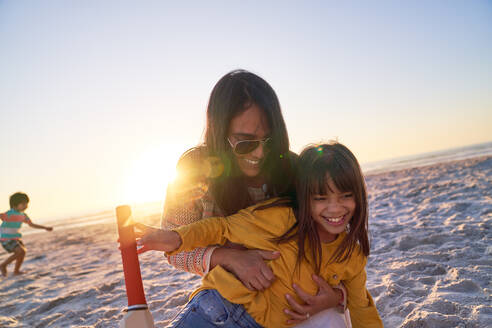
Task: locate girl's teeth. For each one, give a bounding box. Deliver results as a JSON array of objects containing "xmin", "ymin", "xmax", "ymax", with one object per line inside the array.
[
  {"xmin": 245, "ymin": 159, "xmax": 259, "ymax": 165},
  {"xmin": 326, "ymin": 216, "xmax": 343, "ymax": 222}
]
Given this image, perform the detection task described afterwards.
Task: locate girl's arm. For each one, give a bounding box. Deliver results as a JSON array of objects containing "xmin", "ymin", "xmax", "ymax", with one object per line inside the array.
[
  {"xmin": 135, "ymin": 224, "xmax": 182, "ymax": 253},
  {"xmin": 136, "ymin": 216, "xmax": 229, "ymax": 255},
  {"xmin": 344, "ymin": 262, "xmax": 383, "ymax": 328},
  {"xmin": 141, "ymin": 208, "xmax": 271, "ymax": 257},
  {"xmin": 170, "ymin": 216, "xmax": 231, "ymax": 251}
]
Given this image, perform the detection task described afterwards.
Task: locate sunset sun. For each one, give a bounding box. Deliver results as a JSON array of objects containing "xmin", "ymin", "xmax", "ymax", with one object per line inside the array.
[{"xmin": 123, "ymin": 146, "xmax": 180, "ymax": 204}]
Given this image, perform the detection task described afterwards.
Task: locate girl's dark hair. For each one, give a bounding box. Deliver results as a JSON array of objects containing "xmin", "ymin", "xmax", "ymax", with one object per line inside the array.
[
  {"xmin": 203, "ymin": 69, "xmax": 296, "ymax": 215},
  {"xmin": 10, "ymin": 192, "xmax": 29, "ymax": 208},
  {"xmin": 274, "ymin": 142, "xmax": 370, "ymax": 274}
]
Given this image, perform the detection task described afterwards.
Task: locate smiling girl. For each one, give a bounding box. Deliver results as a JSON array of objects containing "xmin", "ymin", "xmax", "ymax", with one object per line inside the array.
[{"xmin": 138, "ymin": 142, "xmax": 382, "ymax": 328}]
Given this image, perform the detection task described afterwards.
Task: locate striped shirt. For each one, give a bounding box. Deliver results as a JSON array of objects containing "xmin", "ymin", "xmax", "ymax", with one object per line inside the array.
[{"xmin": 0, "ymin": 209, "xmax": 32, "ymax": 241}]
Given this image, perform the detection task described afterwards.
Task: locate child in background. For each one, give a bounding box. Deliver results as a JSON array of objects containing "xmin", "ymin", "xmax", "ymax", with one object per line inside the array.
[
  {"xmin": 137, "ymin": 142, "xmax": 383, "ymax": 328},
  {"xmin": 1, "ymin": 192, "xmax": 53, "ymax": 276}
]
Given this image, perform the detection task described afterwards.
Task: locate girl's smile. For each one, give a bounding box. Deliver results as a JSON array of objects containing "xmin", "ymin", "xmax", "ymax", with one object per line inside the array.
[
  {"xmin": 320, "ymin": 213, "xmax": 348, "ymax": 225},
  {"xmin": 311, "ymin": 177, "xmax": 355, "ymax": 243}
]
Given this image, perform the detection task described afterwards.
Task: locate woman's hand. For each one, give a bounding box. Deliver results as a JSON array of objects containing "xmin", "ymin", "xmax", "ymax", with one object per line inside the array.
[
  {"xmin": 283, "ymin": 274, "xmax": 342, "ymax": 325},
  {"xmin": 211, "ymin": 247, "xmax": 280, "ymax": 291},
  {"xmin": 134, "ymin": 222, "xmax": 182, "ymax": 254}
]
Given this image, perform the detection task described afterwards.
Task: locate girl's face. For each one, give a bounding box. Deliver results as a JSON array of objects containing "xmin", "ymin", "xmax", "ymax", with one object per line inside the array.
[
  {"xmin": 310, "ymin": 176, "xmax": 355, "ymax": 243},
  {"xmin": 227, "ymin": 104, "xmax": 270, "ymax": 178}
]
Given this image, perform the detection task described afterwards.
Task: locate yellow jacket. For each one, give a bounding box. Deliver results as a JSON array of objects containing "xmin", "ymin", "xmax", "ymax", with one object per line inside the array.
[{"xmin": 171, "ymin": 199, "xmax": 383, "ymax": 328}]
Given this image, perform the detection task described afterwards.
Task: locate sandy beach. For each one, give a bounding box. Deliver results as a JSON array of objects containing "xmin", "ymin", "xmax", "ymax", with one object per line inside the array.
[{"xmin": 1, "ymin": 155, "xmax": 491, "ymax": 327}]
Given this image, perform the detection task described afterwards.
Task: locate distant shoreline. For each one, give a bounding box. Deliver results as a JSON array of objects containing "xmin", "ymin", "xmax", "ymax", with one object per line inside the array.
[{"xmin": 362, "ymin": 140, "xmax": 492, "ymax": 175}]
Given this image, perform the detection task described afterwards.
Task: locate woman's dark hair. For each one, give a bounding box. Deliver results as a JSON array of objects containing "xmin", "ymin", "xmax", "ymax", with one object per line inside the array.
[
  {"xmin": 10, "ymin": 192, "xmax": 29, "ymax": 208},
  {"xmin": 203, "ymin": 69, "xmax": 296, "ymax": 215},
  {"xmin": 273, "ymin": 142, "xmax": 370, "ymax": 274}
]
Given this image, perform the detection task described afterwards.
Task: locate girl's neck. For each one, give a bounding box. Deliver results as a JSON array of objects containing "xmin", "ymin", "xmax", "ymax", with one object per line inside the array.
[{"xmin": 319, "ymin": 231, "xmax": 338, "ymax": 243}]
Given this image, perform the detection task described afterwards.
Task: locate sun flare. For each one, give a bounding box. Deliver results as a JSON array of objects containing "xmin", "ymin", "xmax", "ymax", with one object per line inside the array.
[{"xmin": 123, "ymin": 146, "xmax": 181, "ymax": 204}]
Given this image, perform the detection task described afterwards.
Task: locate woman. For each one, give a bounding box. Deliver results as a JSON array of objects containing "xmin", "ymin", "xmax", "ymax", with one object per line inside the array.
[{"xmin": 160, "ymin": 70, "xmax": 347, "ymax": 326}]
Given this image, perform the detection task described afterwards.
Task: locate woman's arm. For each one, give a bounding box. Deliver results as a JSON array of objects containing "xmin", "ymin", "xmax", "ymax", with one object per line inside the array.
[
  {"xmin": 160, "ymin": 149, "xmax": 222, "ymax": 276},
  {"xmin": 283, "ymin": 276, "xmax": 346, "ymax": 325},
  {"xmin": 161, "ymin": 149, "xmax": 278, "ymax": 287},
  {"xmin": 210, "ymin": 246, "xmax": 279, "ymax": 291},
  {"xmin": 161, "ymin": 195, "xmax": 217, "ymax": 276},
  {"xmin": 162, "ymin": 181, "xmax": 279, "ymax": 286}
]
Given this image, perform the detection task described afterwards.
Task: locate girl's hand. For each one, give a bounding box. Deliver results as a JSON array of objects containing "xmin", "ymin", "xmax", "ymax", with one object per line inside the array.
[
  {"xmin": 134, "ymin": 222, "xmax": 182, "ymax": 254},
  {"xmin": 283, "ymin": 274, "xmax": 342, "ymax": 325},
  {"xmin": 212, "ymin": 247, "xmax": 280, "ymax": 291}
]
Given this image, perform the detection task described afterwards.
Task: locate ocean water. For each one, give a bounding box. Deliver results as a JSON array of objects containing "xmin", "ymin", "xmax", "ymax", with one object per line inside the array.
[
  {"xmin": 361, "ymin": 141, "xmax": 492, "ymax": 175},
  {"xmin": 23, "ymin": 141, "xmax": 492, "ymax": 234}
]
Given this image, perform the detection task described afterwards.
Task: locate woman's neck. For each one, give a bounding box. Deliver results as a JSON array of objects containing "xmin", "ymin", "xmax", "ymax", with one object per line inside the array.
[{"xmin": 244, "ymin": 175, "xmax": 266, "ymax": 188}]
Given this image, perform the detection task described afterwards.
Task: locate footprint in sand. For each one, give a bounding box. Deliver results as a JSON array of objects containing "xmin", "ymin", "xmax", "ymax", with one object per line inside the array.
[
  {"xmin": 0, "ymin": 316, "xmax": 19, "ymax": 327},
  {"xmin": 98, "ymin": 281, "xmax": 119, "ymax": 293},
  {"xmin": 440, "ymin": 279, "xmax": 481, "ymax": 293},
  {"xmin": 401, "ymin": 312, "xmax": 464, "ymax": 328}
]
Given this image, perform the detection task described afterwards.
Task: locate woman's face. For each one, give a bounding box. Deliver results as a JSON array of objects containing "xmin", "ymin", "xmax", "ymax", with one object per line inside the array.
[{"xmin": 228, "ymin": 104, "xmax": 271, "ymax": 177}]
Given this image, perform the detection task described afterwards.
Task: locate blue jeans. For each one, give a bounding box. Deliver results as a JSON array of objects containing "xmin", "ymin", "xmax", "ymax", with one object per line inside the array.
[{"xmin": 167, "ymin": 289, "xmax": 263, "ymax": 328}]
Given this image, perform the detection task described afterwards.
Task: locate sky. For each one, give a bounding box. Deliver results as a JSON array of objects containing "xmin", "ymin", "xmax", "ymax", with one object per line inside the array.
[{"xmin": 1, "ymin": 1, "xmax": 491, "ymax": 221}]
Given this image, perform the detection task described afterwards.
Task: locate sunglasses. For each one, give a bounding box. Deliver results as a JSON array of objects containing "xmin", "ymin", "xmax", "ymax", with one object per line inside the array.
[{"xmin": 227, "ymin": 137, "xmax": 272, "ymax": 155}]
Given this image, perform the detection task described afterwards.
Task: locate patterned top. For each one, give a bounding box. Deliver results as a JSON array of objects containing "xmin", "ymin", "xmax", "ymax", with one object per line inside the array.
[
  {"xmin": 0, "ymin": 209, "xmax": 32, "ymax": 241},
  {"xmin": 161, "ymin": 147, "xmax": 269, "ymax": 276}
]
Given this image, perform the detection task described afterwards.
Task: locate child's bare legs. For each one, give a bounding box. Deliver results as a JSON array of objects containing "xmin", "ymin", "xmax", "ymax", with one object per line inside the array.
[
  {"xmin": 13, "ymin": 245, "xmax": 26, "ymax": 274},
  {"xmin": 0, "ymin": 245, "xmax": 26, "ymax": 276},
  {"xmin": 0, "ymin": 261, "xmax": 7, "ymax": 276}
]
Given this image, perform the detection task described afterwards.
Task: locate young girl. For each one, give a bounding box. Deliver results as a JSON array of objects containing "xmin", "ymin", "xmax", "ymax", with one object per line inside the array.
[{"xmin": 137, "ymin": 142, "xmax": 383, "ymax": 328}]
